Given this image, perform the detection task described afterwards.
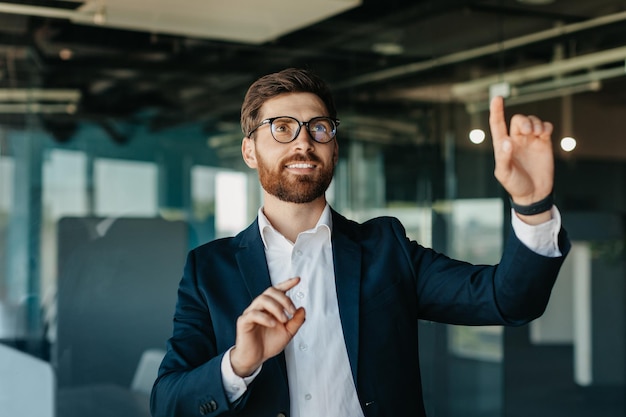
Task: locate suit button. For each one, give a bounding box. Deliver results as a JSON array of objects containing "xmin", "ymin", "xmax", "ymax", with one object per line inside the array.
[
  {"xmin": 208, "ymin": 400, "xmax": 218, "ymax": 412},
  {"xmin": 199, "ymin": 400, "xmax": 218, "ymax": 415},
  {"xmin": 277, "ymin": 413, "xmax": 286, "ymax": 417}
]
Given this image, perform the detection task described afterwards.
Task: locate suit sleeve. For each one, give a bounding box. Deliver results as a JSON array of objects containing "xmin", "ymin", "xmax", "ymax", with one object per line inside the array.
[
  {"xmin": 399, "ymin": 219, "xmax": 571, "ymax": 326},
  {"xmin": 150, "ymin": 250, "xmax": 248, "ymax": 417}
]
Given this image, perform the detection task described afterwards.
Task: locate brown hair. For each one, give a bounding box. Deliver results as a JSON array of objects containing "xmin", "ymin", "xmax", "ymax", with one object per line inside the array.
[{"xmin": 240, "ymin": 68, "xmax": 337, "ymax": 137}]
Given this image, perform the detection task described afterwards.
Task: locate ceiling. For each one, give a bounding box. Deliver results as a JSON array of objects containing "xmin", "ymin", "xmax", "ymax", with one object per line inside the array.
[{"xmin": 0, "ymin": 0, "xmax": 625, "ymax": 156}]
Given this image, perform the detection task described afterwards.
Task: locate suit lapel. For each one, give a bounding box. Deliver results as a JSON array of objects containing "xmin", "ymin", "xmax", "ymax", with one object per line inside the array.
[
  {"xmin": 236, "ymin": 221, "xmax": 272, "ymax": 300},
  {"xmin": 234, "ymin": 220, "xmax": 290, "ymax": 384},
  {"xmin": 331, "ymin": 210, "xmax": 362, "ymax": 383}
]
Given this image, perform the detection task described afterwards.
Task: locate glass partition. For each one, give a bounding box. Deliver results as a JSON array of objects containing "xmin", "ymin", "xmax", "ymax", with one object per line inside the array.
[{"xmin": 2, "ymin": 97, "xmax": 625, "ymax": 417}]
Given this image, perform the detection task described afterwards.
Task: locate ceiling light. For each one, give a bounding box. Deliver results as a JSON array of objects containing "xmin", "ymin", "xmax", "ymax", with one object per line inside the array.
[
  {"xmin": 469, "ymin": 129, "xmax": 486, "ymax": 144},
  {"xmin": 560, "ymin": 137, "xmax": 577, "ymax": 152},
  {"xmin": 93, "ymin": 5, "xmax": 106, "ymax": 25},
  {"xmin": 0, "ymin": 88, "xmax": 81, "ymax": 102},
  {"xmin": 59, "ymin": 48, "xmax": 73, "ymax": 60},
  {"xmin": 372, "ymin": 42, "xmax": 404, "ymax": 56},
  {"xmin": 66, "ymin": 103, "xmax": 78, "ymax": 114}
]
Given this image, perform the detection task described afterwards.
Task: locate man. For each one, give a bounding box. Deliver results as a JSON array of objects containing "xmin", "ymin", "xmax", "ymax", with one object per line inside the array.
[{"xmin": 151, "ymin": 68, "xmax": 569, "ymax": 417}]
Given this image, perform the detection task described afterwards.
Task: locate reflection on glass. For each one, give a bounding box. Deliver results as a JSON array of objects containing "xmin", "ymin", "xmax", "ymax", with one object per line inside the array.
[
  {"xmin": 191, "ymin": 166, "xmax": 250, "ymax": 242},
  {"xmin": 447, "ymin": 199, "xmax": 504, "ymax": 362},
  {"xmin": 0, "ymin": 156, "xmax": 15, "ymax": 339},
  {"xmin": 94, "ymin": 158, "xmax": 158, "ymax": 217},
  {"xmin": 41, "ymin": 149, "xmax": 87, "ymax": 345}
]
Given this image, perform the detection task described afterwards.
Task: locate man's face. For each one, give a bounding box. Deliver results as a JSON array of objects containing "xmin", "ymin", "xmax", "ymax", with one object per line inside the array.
[{"xmin": 242, "ymin": 92, "xmax": 338, "ymax": 204}]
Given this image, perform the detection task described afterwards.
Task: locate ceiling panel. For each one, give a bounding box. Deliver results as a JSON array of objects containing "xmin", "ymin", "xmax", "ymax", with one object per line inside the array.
[{"xmin": 73, "ymin": 0, "xmax": 362, "ymax": 44}]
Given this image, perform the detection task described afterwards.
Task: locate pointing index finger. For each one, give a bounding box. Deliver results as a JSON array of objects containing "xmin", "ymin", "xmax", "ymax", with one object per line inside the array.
[
  {"xmin": 489, "ymin": 96, "xmax": 509, "ymax": 143},
  {"xmin": 274, "ymin": 277, "xmax": 300, "ymax": 293}
]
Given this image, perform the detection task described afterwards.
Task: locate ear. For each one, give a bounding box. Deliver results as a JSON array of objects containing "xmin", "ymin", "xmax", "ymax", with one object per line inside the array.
[{"xmin": 241, "ymin": 137, "xmax": 258, "ymax": 168}]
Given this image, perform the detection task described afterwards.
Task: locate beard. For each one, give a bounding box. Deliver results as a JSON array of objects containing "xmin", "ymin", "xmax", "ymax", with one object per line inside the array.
[{"xmin": 256, "ymin": 152, "xmax": 334, "ymax": 204}]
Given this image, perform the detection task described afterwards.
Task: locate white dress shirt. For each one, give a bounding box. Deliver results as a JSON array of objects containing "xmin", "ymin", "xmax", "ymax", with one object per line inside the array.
[
  {"xmin": 220, "ymin": 204, "xmax": 562, "ymax": 415},
  {"xmin": 511, "ymin": 206, "xmax": 562, "ymax": 257}
]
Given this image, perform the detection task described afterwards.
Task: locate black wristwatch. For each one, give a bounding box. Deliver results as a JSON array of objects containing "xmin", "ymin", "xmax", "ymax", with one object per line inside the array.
[{"xmin": 509, "ymin": 193, "xmax": 554, "ymax": 216}]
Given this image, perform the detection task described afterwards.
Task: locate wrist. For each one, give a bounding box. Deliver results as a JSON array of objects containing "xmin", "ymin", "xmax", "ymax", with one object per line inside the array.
[{"xmin": 230, "ymin": 347, "xmax": 259, "ymax": 378}]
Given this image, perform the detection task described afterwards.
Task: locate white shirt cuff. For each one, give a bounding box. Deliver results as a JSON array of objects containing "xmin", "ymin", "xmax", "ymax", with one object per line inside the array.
[
  {"xmin": 220, "ymin": 347, "xmax": 262, "ymax": 403},
  {"xmin": 511, "ymin": 205, "xmax": 562, "ymax": 258}
]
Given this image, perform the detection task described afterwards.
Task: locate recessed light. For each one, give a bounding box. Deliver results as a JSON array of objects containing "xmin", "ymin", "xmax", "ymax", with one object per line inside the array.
[
  {"xmin": 469, "ymin": 129, "xmax": 486, "ymax": 144},
  {"xmin": 59, "ymin": 48, "xmax": 73, "ymax": 60},
  {"xmin": 560, "ymin": 137, "xmax": 577, "ymax": 152}
]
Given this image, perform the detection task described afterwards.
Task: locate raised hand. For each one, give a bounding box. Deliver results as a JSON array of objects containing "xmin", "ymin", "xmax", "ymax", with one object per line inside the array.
[
  {"xmin": 489, "ymin": 96, "xmax": 555, "ymax": 222},
  {"xmin": 230, "ymin": 277, "xmax": 305, "ymax": 377}
]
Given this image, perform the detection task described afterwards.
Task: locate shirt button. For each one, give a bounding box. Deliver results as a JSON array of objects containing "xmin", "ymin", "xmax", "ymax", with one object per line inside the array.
[
  {"xmin": 295, "ymin": 249, "xmax": 303, "ymax": 256},
  {"xmin": 295, "ymin": 291, "xmax": 305, "ymax": 300},
  {"xmin": 231, "ymin": 384, "xmax": 240, "ymax": 392},
  {"xmin": 299, "ymin": 343, "xmax": 308, "ymax": 351},
  {"xmin": 305, "ymin": 393, "xmax": 312, "ymax": 401}
]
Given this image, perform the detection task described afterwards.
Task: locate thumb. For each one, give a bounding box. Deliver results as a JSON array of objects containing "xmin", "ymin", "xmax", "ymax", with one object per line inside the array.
[{"xmin": 285, "ymin": 307, "xmax": 306, "ymax": 337}]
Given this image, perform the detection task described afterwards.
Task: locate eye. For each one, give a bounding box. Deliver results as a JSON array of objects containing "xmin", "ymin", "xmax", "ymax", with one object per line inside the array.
[
  {"xmin": 272, "ymin": 118, "xmax": 296, "ymax": 135},
  {"xmin": 310, "ymin": 118, "xmax": 332, "ymax": 133}
]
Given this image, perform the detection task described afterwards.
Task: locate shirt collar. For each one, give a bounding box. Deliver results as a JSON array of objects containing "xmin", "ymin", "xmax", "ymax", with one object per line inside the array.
[{"xmin": 258, "ymin": 204, "xmax": 333, "ymax": 249}]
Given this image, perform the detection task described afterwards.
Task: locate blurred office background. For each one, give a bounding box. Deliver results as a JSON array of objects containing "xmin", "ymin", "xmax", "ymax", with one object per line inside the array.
[{"xmin": 0, "ymin": 0, "xmax": 624, "ymax": 416}]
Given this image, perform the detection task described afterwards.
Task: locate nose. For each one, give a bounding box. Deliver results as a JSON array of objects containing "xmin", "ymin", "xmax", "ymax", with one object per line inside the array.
[{"xmin": 291, "ymin": 125, "xmax": 315, "ymax": 151}]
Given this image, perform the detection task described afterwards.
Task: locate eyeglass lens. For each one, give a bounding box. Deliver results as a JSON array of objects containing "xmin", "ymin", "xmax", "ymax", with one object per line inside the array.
[{"xmin": 270, "ymin": 117, "xmax": 336, "ymax": 143}]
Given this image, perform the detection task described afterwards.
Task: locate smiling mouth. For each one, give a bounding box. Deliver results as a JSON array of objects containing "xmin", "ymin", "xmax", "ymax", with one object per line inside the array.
[{"xmin": 285, "ymin": 163, "xmax": 315, "ymax": 169}]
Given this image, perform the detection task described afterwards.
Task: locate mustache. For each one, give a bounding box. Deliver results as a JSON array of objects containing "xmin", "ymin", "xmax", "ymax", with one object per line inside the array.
[{"xmin": 281, "ymin": 153, "xmax": 322, "ymax": 165}]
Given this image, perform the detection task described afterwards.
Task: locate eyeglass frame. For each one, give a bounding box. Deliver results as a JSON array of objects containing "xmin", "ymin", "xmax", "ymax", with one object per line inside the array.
[{"xmin": 247, "ymin": 116, "xmax": 340, "ymax": 143}]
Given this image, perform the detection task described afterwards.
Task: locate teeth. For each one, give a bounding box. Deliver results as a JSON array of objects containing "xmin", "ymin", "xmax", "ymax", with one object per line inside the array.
[{"xmin": 287, "ymin": 163, "xmax": 314, "ymax": 168}]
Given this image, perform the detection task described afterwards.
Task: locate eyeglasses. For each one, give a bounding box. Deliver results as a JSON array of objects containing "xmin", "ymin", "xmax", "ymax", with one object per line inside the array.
[{"xmin": 247, "ymin": 116, "xmax": 340, "ymax": 143}]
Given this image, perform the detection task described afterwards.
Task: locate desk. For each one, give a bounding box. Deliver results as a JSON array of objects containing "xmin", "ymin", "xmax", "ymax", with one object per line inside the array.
[{"xmin": 0, "ymin": 342, "xmax": 54, "ymax": 417}]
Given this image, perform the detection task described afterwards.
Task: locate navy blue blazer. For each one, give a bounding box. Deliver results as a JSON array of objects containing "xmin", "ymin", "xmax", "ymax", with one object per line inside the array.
[{"xmin": 151, "ymin": 208, "xmax": 570, "ymax": 417}]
